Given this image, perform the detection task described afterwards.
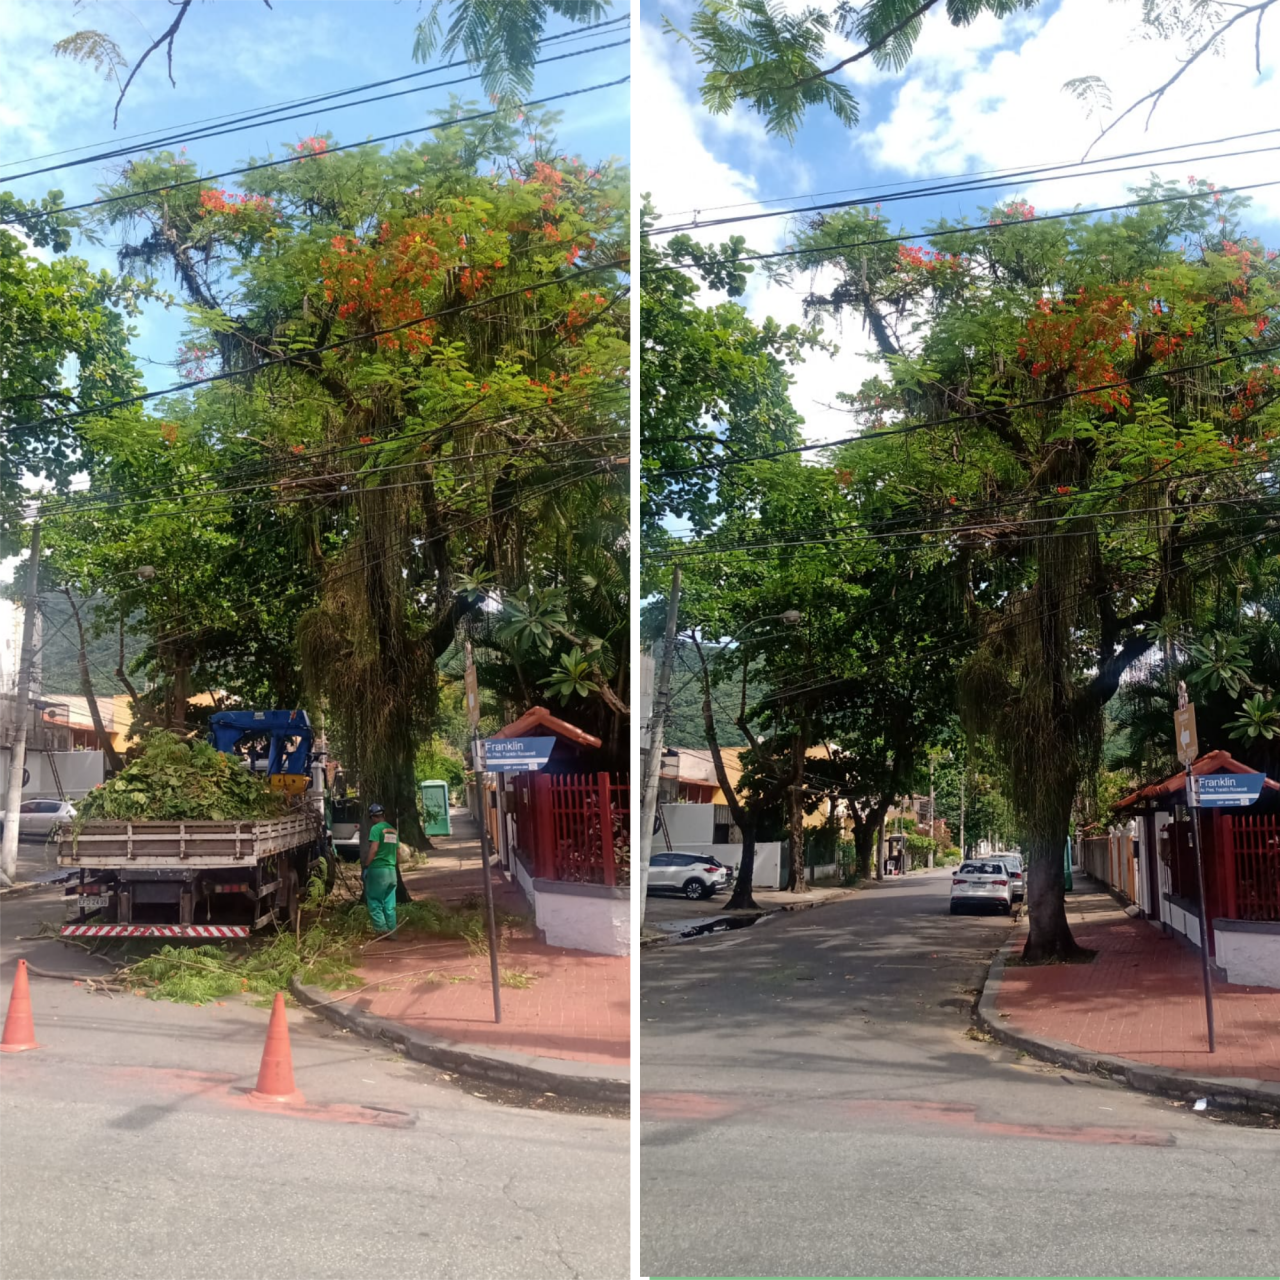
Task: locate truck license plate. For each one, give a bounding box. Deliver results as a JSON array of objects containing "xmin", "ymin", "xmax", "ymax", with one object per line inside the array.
[{"xmin": 78, "ymin": 894, "xmax": 108, "ymax": 913}]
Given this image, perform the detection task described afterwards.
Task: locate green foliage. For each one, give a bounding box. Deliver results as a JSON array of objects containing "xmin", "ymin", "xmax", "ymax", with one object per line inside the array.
[
  {"xmin": 906, "ymin": 833, "xmax": 937, "ymax": 862},
  {"xmin": 666, "ymin": 0, "xmax": 1038, "ymax": 139},
  {"xmin": 640, "ymin": 199, "xmax": 825, "ymax": 573},
  {"xmin": 123, "ymin": 933, "xmax": 357, "ymax": 1005},
  {"xmin": 413, "ymin": 0, "xmax": 610, "ymax": 103},
  {"xmin": 1228, "ymin": 693, "xmax": 1280, "ymax": 743},
  {"xmin": 415, "ymin": 739, "xmax": 466, "ymax": 792},
  {"xmin": 1187, "ymin": 632, "xmax": 1252, "ymax": 699},
  {"xmin": 0, "ymin": 203, "xmax": 159, "ymax": 555},
  {"xmin": 74, "ymin": 731, "xmax": 291, "ymax": 824}
]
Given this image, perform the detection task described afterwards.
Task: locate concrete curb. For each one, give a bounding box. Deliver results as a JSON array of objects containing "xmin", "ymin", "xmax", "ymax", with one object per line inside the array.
[
  {"xmin": 289, "ymin": 976, "xmax": 629, "ymax": 1105},
  {"xmin": 976, "ymin": 940, "xmax": 1280, "ymax": 1115}
]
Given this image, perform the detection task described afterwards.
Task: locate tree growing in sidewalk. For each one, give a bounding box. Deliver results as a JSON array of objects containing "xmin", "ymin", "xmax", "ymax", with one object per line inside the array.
[{"xmin": 794, "ymin": 182, "xmax": 1280, "ymax": 960}]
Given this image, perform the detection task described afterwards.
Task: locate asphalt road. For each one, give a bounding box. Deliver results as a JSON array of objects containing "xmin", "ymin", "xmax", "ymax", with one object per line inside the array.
[
  {"xmin": 0, "ymin": 886, "xmax": 627, "ymax": 1280},
  {"xmin": 640, "ymin": 870, "xmax": 1280, "ymax": 1279}
]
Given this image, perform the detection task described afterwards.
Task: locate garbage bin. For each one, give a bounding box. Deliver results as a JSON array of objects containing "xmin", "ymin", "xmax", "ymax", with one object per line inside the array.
[{"xmin": 420, "ymin": 780, "xmax": 452, "ymax": 837}]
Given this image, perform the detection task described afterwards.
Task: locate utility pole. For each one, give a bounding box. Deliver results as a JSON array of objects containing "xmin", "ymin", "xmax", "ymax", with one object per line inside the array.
[
  {"xmin": 638, "ymin": 565, "xmax": 680, "ymax": 923},
  {"xmin": 958, "ymin": 768, "xmax": 966, "ymax": 859},
  {"xmin": 927, "ymin": 753, "xmax": 937, "ymax": 869},
  {"xmin": 2, "ymin": 523, "xmax": 41, "ymax": 888}
]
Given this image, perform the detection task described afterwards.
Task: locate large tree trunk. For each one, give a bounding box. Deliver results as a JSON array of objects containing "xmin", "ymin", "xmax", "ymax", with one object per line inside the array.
[
  {"xmin": 726, "ymin": 821, "xmax": 759, "ymax": 910},
  {"xmin": 786, "ymin": 781, "xmax": 809, "ymax": 893},
  {"xmin": 63, "ymin": 590, "xmax": 123, "ymax": 774},
  {"xmin": 1022, "ymin": 822, "xmax": 1091, "ymax": 963},
  {"xmin": 854, "ymin": 821, "xmax": 877, "ymax": 881}
]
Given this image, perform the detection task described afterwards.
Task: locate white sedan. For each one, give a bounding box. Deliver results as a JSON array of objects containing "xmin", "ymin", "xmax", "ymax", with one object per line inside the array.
[
  {"xmin": 0, "ymin": 798, "xmax": 76, "ymax": 843},
  {"xmin": 950, "ymin": 860, "xmax": 1014, "ymax": 915}
]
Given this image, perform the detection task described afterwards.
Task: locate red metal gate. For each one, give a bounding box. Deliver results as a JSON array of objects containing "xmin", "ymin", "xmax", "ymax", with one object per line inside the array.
[{"xmin": 509, "ymin": 772, "xmax": 629, "ymax": 887}]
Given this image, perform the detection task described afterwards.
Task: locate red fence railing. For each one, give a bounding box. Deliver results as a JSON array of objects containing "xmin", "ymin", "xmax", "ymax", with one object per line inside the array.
[
  {"xmin": 1217, "ymin": 811, "xmax": 1280, "ymax": 922},
  {"xmin": 512, "ymin": 771, "xmax": 630, "ymax": 887}
]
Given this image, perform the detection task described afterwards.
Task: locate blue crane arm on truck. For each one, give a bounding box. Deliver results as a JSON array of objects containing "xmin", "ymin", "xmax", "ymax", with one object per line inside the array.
[{"xmin": 207, "ymin": 709, "xmax": 314, "ymax": 796}]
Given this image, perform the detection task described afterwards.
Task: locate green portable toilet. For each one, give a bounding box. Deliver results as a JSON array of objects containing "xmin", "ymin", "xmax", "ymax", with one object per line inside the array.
[{"xmin": 420, "ymin": 779, "xmax": 452, "ymax": 837}]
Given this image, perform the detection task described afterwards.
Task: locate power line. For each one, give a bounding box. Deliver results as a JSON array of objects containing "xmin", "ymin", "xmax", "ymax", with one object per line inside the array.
[
  {"xmin": 646, "ymin": 178, "xmax": 1280, "ymax": 276},
  {"xmin": 11, "ymin": 256, "xmax": 630, "ymax": 430},
  {"xmin": 652, "ymin": 125, "xmax": 1280, "ymax": 222},
  {"xmin": 653, "ymin": 341, "xmax": 1280, "ymax": 476},
  {"xmin": 648, "ymin": 492, "xmax": 1280, "ymax": 562},
  {"xmin": 26, "ymin": 289, "xmax": 632, "ymax": 519},
  {"xmin": 23, "ymin": 76, "xmax": 630, "ymax": 222},
  {"xmin": 0, "ymin": 30, "xmax": 629, "ymax": 186},
  {"xmin": 0, "ymin": 17, "xmax": 629, "ymax": 181},
  {"xmin": 647, "ymin": 141, "xmax": 1280, "ymax": 237}
]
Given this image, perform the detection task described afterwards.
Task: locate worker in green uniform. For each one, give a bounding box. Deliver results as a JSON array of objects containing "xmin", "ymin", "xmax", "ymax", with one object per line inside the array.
[{"xmin": 362, "ymin": 803, "xmax": 399, "ymax": 932}]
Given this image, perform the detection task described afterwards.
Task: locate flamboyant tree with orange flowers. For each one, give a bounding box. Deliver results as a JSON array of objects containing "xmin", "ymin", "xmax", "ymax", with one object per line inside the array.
[
  {"xmin": 792, "ymin": 180, "xmax": 1280, "ymax": 960},
  {"xmin": 69, "ymin": 110, "xmax": 629, "ymax": 843}
]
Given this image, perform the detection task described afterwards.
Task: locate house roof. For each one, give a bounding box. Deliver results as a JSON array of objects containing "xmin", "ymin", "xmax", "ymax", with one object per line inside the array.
[
  {"xmin": 491, "ymin": 704, "xmax": 602, "ymax": 749},
  {"xmin": 1115, "ymin": 750, "xmax": 1280, "ymax": 810}
]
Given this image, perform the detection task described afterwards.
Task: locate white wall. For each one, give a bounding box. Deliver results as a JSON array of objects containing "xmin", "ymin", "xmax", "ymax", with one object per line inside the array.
[
  {"xmin": 0, "ymin": 748, "xmax": 104, "ymax": 806},
  {"xmin": 673, "ymin": 840, "xmax": 786, "ymax": 889},
  {"xmin": 508, "ymin": 855, "xmax": 629, "ymax": 956},
  {"xmin": 1214, "ymin": 924, "xmax": 1280, "ymax": 989},
  {"xmin": 533, "ymin": 881, "xmax": 629, "ymax": 956},
  {"xmin": 661, "ymin": 802, "xmax": 715, "ymax": 845}
]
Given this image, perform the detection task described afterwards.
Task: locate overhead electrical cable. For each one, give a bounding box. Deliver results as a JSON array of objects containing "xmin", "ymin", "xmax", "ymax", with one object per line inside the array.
[
  {"xmin": 0, "ymin": 28, "xmax": 631, "ymax": 184},
  {"xmin": 654, "ymin": 342, "xmax": 1280, "ymax": 476},
  {"xmin": 22, "ymin": 75, "xmax": 630, "ymax": 222},
  {"xmin": 10, "ymin": 257, "xmax": 630, "ymax": 429},
  {"xmin": 647, "ymin": 140, "xmax": 1280, "ymax": 237},
  {"xmin": 653, "ymin": 125, "xmax": 1280, "ymax": 222}
]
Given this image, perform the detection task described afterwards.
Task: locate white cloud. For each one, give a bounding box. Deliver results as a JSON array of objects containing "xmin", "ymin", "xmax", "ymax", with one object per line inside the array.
[
  {"xmin": 859, "ymin": 0, "xmax": 1280, "ymax": 225},
  {"xmin": 637, "ymin": 19, "xmax": 874, "ymax": 445}
]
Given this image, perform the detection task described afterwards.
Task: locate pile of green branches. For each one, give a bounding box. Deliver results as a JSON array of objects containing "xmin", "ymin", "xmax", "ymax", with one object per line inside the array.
[
  {"xmin": 75, "ymin": 731, "xmax": 291, "ymax": 826},
  {"xmin": 122, "ymin": 928, "xmax": 358, "ymax": 1005}
]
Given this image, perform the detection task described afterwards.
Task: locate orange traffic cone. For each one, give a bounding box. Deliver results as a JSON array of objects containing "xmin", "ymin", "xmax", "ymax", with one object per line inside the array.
[
  {"xmin": 247, "ymin": 991, "xmax": 303, "ymax": 1104},
  {"xmin": 0, "ymin": 959, "xmax": 40, "ymax": 1053}
]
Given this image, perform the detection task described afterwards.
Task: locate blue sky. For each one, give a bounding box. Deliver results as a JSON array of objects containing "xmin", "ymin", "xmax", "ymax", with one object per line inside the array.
[
  {"xmin": 1, "ymin": 0, "xmax": 631, "ymax": 392},
  {"xmin": 637, "ymin": 0, "xmax": 1280, "ymax": 451}
]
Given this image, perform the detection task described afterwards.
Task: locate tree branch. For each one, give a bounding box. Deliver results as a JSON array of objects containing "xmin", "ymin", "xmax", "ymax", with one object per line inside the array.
[
  {"xmin": 1083, "ymin": 0, "xmax": 1277, "ymax": 157},
  {"xmin": 791, "ymin": 0, "xmax": 941, "ymax": 89},
  {"xmin": 111, "ymin": 0, "xmax": 194, "ymax": 127}
]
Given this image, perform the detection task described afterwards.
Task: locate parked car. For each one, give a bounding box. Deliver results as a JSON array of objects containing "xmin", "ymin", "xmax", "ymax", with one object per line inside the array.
[
  {"xmin": 647, "ymin": 852, "xmax": 730, "ymax": 900},
  {"xmin": 949, "ymin": 860, "xmax": 1013, "ymax": 914},
  {"xmin": 989, "ymin": 853, "xmax": 1026, "ymax": 901},
  {"xmin": 327, "ymin": 796, "xmax": 362, "ymax": 862},
  {"xmin": 0, "ymin": 798, "xmax": 76, "ymax": 843}
]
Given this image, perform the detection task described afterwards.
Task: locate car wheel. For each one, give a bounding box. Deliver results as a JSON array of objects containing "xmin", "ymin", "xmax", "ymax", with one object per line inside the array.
[
  {"xmin": 949, "ymin": 902, "xmax": 960, "ymax": 915},
  {"xmin": 682, "ymin": 878, "xmax": 705, "ymax": 900}
]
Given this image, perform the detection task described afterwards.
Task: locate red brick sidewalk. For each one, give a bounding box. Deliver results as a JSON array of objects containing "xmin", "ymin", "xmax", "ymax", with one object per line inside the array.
[
  {"xmin": 326, "ymin": 814, "xmax": 628, "ymax": 1066},
  {"xmin": 995, "ymin": 891, "xmax": 1280, "ymax": 1082}
]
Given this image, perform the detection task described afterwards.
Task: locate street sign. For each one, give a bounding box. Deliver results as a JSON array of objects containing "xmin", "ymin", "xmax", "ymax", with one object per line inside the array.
[
  {"xmin": 1174, "ymin": 704, "xmax": 1198, "ymax": 765},
  {"xmin": 479, "ymin": 736, "xmax": 555, "ymax": 773},
  {"xmin": 1189, "ymin": 771, "xmax": 1267, "ymax": 808}
]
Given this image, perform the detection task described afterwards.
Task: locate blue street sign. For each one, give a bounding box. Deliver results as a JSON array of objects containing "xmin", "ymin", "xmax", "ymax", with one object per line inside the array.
[
  {"xmin": 480, "ymin": 736, "xmax": 556, "ymax": 773},
  {"xmin": 1190, "ymin": 771, "xmax": 1267, "ymax": 808}
]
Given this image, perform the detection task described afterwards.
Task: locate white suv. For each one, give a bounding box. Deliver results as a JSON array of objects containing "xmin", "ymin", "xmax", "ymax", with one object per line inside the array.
[{"xmin": 647, "ymin": 852, "xmax": 730, "ymax": 900}]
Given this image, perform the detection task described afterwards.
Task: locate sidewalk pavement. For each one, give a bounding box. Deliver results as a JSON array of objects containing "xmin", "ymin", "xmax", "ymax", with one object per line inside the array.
[
  {"xmin": 315, "ymin": 810, "xmax": 628, "ymax": 1075},
  {"xmin": 988, "ymin": 882, "xmax": 1280, "ymax": 1088}
]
